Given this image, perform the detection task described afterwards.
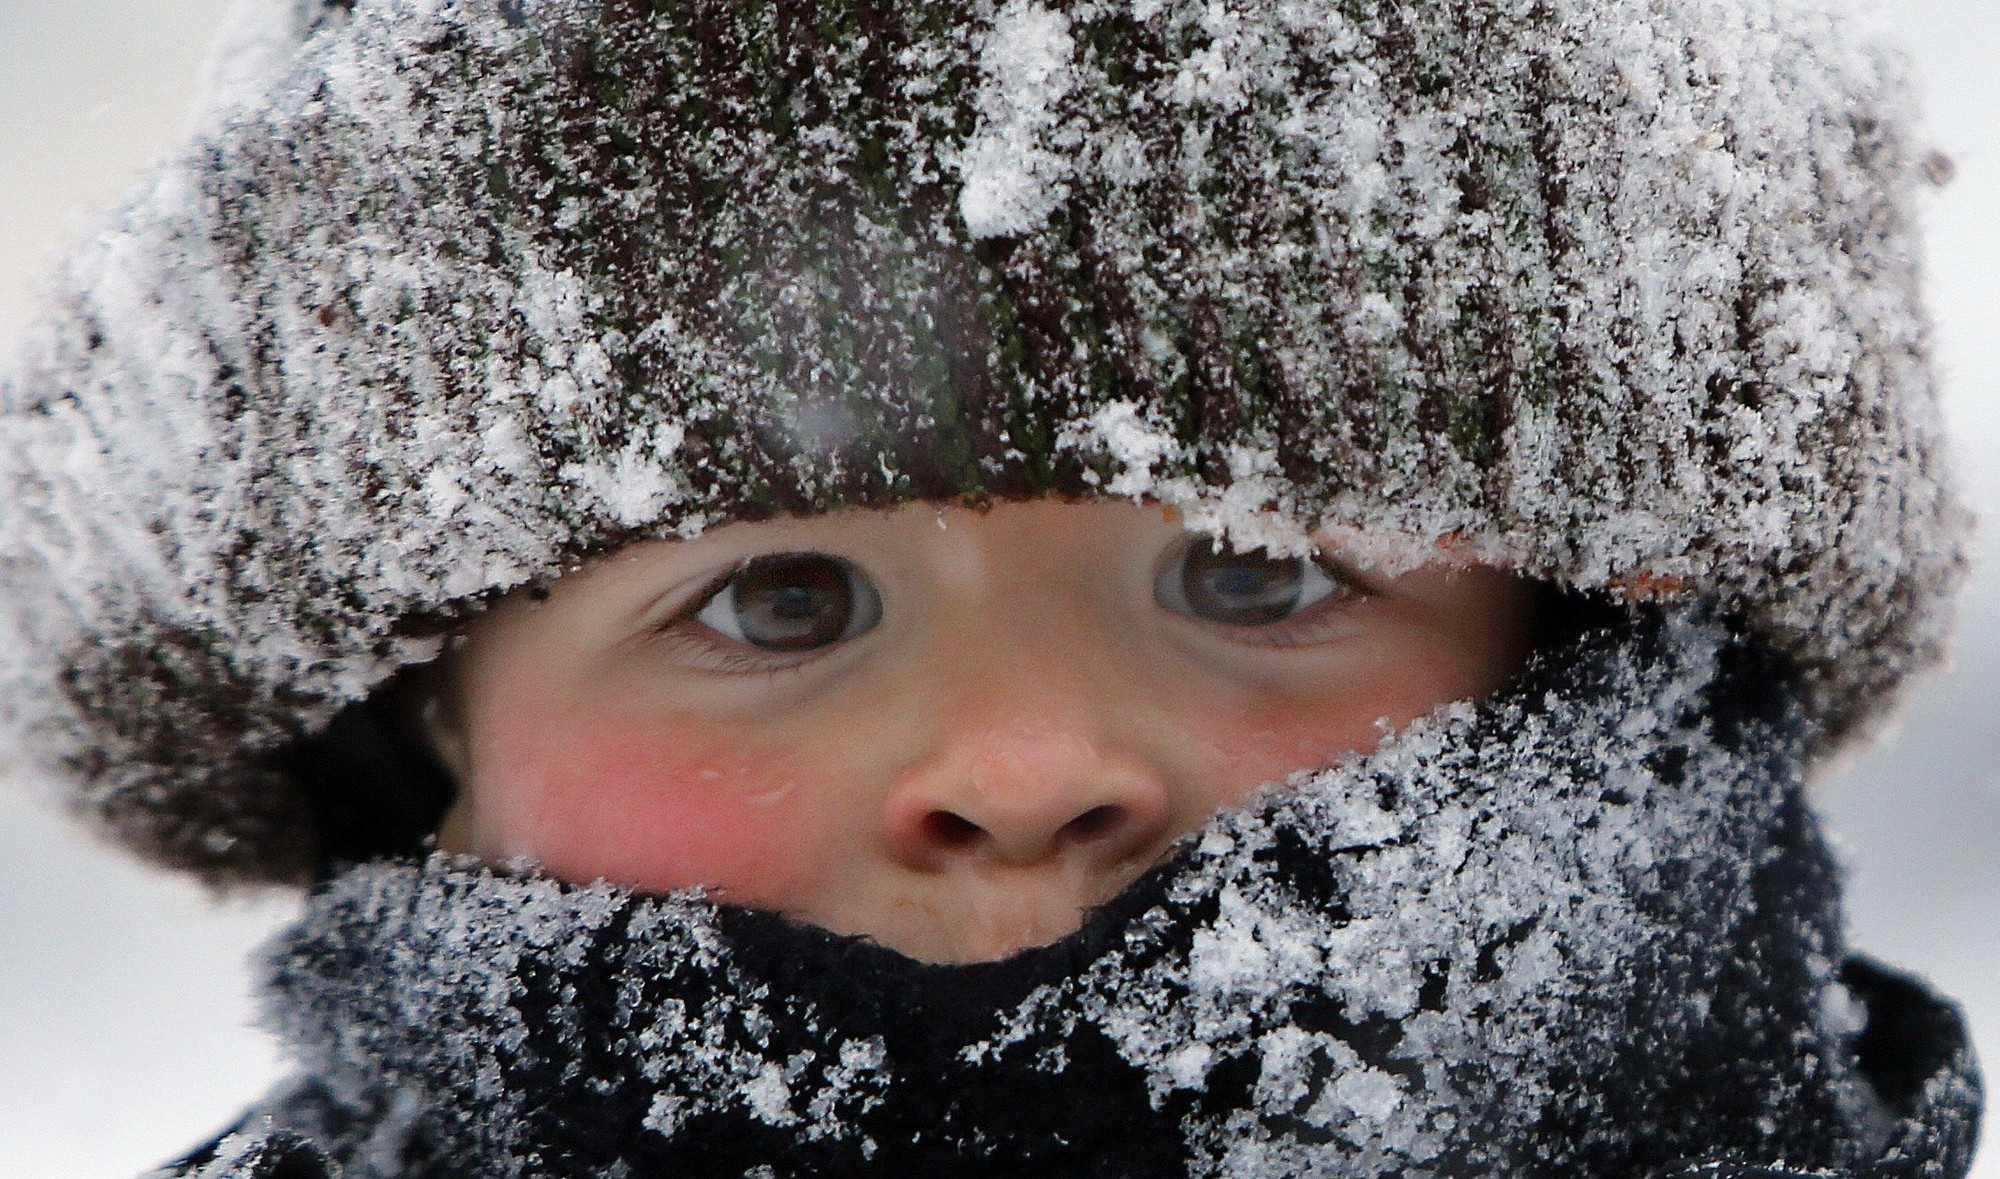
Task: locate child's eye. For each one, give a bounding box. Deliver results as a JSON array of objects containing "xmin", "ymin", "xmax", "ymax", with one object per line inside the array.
[
  {"xmin": 692, "ymin": 553, "xmax": 882, "ymax": 653},
  {"xmin": 1156, "ymin": 536, "xmax": 1358, "ymax": 628}
]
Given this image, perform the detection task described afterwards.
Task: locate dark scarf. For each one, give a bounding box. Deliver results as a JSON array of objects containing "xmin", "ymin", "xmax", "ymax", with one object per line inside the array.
[{"xmin": 174, "ymin": 610, "xmax": 1980, "ymax": 1178}]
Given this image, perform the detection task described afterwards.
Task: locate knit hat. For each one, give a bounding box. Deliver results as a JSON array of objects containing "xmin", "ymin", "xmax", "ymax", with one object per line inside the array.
[{"xmin": 0, "ymin": 0, "xmax": 1964, "ymax": 883}]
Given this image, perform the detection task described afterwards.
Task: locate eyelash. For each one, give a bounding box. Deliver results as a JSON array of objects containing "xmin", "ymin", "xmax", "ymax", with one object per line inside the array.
[
  {"xmin": 1188, "ymin": 561, "xmax": 1373, "ymax": 649},
  {"xmin": 647, "ymin": 566, "xmax": 824, "ymax": 676},
  {"xmin": 1211, "ymin": 595, "xmax": 1364, "ymax": 648},
  {"xmin": 650, "ymin": 543, "xmax": 1379, "ymax": 674},
  {"xmin": 656, "ymin": 628, "xmax": 821, "ymax": 676}
]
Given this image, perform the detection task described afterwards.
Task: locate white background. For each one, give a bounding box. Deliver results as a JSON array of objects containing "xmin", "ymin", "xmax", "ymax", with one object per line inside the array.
[{"xmin": 0, "ymin": 2, "xmax": 1994, "ymax": 1174}]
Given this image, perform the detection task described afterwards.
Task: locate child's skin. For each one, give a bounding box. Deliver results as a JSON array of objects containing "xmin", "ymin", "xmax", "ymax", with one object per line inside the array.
[{"xmin": 424, "ymin": 500, "xmax": 1539, "ymax": 963}]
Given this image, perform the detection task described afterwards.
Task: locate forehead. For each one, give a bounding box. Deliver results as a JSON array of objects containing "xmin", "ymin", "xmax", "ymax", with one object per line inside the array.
[
  {"xmin": 455, "ymin": 498, "xmax": 1508, "ymax": 656},
  {"xmin": 542, "ymin": 499, "xmax": 1188, "ymax": 595}
]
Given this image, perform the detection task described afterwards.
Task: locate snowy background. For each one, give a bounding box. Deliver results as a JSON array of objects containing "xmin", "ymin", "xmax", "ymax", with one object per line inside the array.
[{"xmin": 0, "ymin": 1, "xmax": 1993, "ymax": 1174}]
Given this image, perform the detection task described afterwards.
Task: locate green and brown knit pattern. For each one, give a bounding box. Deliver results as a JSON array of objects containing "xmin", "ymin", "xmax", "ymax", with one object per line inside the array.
[{"xmin": 0, "ymin": 0, "xmax": 1966, "ymax": 882}]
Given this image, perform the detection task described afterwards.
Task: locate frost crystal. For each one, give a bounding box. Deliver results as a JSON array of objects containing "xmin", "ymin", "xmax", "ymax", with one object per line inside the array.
[
  {"xmin": 954, "ymin": 2, "xmax": 1080, "ymax": 238},
  {"xmin": 0, "ymin": 0, "xmax": 1964, "ymax": 891},
  {"xmin": 217, "ymin": 609, "xmax": 1952, "ymax": 1176}
]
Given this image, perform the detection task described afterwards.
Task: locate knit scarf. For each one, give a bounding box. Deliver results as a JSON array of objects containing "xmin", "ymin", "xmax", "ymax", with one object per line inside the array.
[{"xmin": 211, "ymin": 610, "xmax": 1979, "ymax": 1178}]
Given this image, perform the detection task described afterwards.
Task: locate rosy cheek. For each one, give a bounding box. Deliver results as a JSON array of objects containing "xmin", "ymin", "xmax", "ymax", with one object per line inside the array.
[
  {"xmin": 1194, "ymin": 709, "xmax": 1380, "ymax": 801},
  {"xmin": 471, "ymin": 710, "xmax": 822, "ymax": 904},
  {"xmin": 1188, "ymin": 677, "xmax": 1452, "ymax": 806}
]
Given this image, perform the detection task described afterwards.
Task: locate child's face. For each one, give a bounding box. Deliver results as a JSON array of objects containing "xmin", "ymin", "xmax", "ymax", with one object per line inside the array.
[{"xmin": 424, "ymin": 501, "xmax": 1538, "ymax": 962}]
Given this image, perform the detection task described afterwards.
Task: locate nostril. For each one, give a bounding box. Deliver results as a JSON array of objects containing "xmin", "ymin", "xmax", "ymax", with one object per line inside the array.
[
  {"xmin": 921, "ymin": 810, "xmax": 986, "ymax": 850},
  {"xmin": 1060, "ymin": 804, "xmax": 1123, "ymax": 844}
]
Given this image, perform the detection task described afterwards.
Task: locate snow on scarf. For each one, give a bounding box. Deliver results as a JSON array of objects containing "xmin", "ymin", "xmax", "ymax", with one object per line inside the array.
[{"xmin": 161, "ymin": 610, "xmax": 1980, "ymax": 1177}]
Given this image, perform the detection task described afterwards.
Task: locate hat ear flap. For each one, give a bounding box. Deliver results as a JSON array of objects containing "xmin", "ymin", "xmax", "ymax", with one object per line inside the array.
[{"xmin": 188, "ymin": 0, "xmax": 355, "ymax": 136}]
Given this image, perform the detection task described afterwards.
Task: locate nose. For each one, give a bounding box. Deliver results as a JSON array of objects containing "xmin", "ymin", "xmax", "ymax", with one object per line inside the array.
[{"xmin": 882, "ymin": 714, "xmax": 1175, "ymax": 871}]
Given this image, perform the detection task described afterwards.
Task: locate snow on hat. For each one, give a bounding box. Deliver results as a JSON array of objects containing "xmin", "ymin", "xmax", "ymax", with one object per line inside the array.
[{"xmin": 0, "ymin": 0, "xmax": 1965, "ymax": 883}]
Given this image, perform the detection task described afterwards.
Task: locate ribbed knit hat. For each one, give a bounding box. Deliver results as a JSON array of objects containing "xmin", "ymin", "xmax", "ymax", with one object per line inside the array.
[{"xmin": 0, "ymin": 0, "xmax": 1965, "ymax": 883}]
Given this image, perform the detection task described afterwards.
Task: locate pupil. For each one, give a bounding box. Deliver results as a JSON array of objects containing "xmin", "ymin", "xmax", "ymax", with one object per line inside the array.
[
  {"xmin": 771, "ymin": 587, "xmax": 819, "ymax": 621},
  {"xmin": 1182, "ymin": 539, "xmax": 1304, "ymax": 625},
  {"xmin": 733, "ymin": 555, "xmax": 853, "ymax": 651}
]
